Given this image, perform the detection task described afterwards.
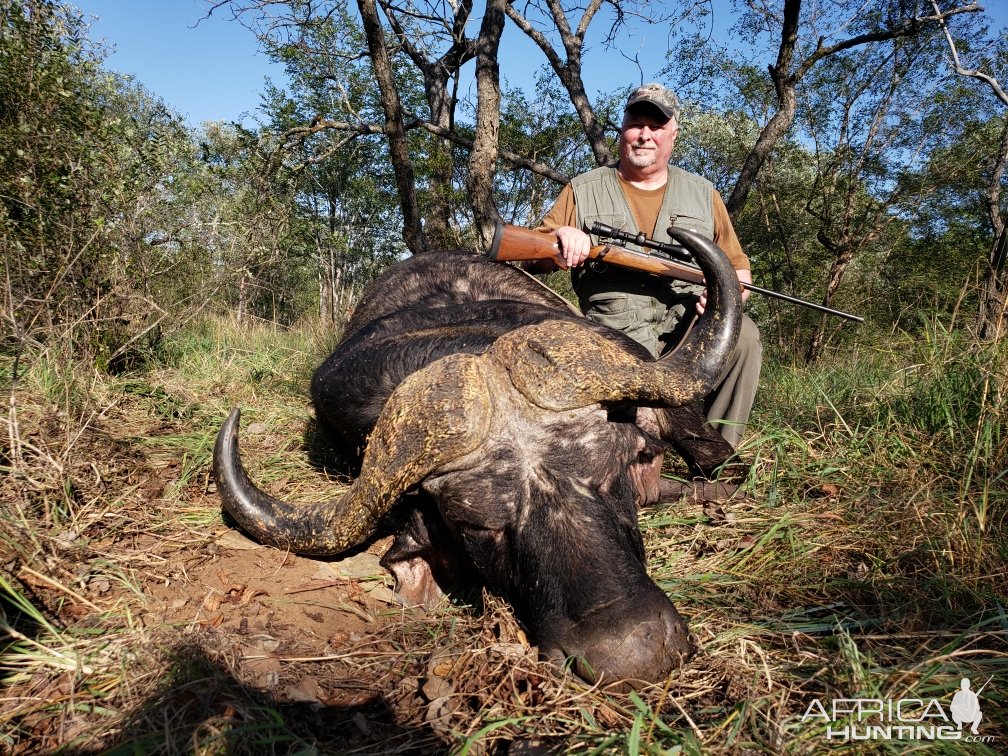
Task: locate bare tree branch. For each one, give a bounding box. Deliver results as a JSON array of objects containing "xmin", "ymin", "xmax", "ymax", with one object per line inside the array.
[
  {"xmin": 795, "ymin": 3, "xmax": 983, "ymax": 81},
  {"xmin": 270, "ymin": 115, "xmax": 571, "ymax": 185},
  {"xmin": 726, "ymin": 0, "xmax": 983, "ymax": 219},
  {"xmin": 505, "ymin": 0, "xmax": 614, "ymax": 167},
  {"xmin": 940, "ymin": 41, "xmax": 1008, "ymax": 105}
]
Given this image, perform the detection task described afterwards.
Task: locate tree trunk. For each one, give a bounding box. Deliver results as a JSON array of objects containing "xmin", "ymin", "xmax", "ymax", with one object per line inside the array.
[
  {"xmin": 236, "ymin": 271, "xmax": 248, "ymax": 325},
  {"xmin": 725, "ymin": 0, "xmax": 801, "ymax": 221},
  {"xmin": 979, "ymin": 227, "xmax": 1008, "ymax": 341},
  {"xmin": 466, "ymin": 0, "xmax": 506, "ymax": 249},
  {"xmin": 357, "ymin": 0, "xmax": 427, "ymax": 254},
  {"xmin": 424, "ymin": 90, "xmax": 458, "ymax": 248},
  {"xmin": 805, "ymin": 237, "xmax": 854, "ymax": 363},
  {"xmin": 979, "ymin": 118, "xmax": 1008, "ymax": 340}
]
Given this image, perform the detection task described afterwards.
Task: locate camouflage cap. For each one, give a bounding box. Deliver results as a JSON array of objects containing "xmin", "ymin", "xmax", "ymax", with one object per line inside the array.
[{"xmin": 624, "ymin": 83, "xmax": 681, "ymax": 123}]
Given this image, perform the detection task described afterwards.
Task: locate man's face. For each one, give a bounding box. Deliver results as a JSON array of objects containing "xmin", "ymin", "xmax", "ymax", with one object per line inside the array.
[{"xmin": 620, "ymin": 106, "xmax": 678, "ymax": 170}]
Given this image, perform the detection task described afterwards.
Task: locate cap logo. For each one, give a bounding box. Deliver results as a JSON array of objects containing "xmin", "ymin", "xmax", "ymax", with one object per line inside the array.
[{"xmin": 625, "ymin": 83, "xmax": 681, "ymax": 123}]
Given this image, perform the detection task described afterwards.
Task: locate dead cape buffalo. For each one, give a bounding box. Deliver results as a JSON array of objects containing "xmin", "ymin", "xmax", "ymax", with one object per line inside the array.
[{"xmin": 213, "ymin": 227, "xmax": 741, "ymax": 687}]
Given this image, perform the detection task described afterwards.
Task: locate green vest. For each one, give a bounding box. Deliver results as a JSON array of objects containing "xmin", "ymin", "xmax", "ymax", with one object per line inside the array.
[
  {"xmin": 571, "ymin": 165, "xmax": 715, "ymax": 247},
  {"xmin": 570, "ymin": 165, "xmax": 713, "ymax": 302}
]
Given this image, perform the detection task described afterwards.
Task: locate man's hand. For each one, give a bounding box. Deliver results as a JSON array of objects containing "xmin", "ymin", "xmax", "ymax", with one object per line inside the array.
[
  {"xmin": 555, "ymin": 226, "xmax": 592, "ymax": 268},
  {"xmin": 696, "ymin": 268, "xmax": 753, "ymax": 315}
]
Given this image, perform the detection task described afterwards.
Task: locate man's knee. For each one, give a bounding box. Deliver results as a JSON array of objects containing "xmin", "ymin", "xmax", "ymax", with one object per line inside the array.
[{"xmin": 738, "ymin": 315, "xmax": 761, "ymax": 354}]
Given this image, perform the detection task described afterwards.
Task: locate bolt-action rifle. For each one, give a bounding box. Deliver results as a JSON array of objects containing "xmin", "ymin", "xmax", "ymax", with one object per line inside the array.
[{"xmin": 489, "ymin": 222, "xmax": 863, "ymax": 323}]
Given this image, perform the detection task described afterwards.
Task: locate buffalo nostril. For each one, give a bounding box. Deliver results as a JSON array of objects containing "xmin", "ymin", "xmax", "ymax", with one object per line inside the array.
[{"xmin": 537, "ymin": 592, "xmax": 693, "ymax": 685}]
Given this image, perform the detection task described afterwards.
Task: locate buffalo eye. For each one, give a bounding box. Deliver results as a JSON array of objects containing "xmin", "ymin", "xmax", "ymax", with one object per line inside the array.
[{"xmin": 637, "ymin": 448, "xmax": 657, "ymax": 464}]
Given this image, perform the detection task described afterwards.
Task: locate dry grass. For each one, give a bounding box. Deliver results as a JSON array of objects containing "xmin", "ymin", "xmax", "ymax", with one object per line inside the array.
[{"xmin": 1, "ymin": 315, "xmax": 1006, "ymax": 754}]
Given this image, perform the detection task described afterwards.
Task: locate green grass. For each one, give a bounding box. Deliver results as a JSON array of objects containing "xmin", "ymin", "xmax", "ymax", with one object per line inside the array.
[{"xmin": 1, "ymin": 313, "xmax": 1005, "ymax": 753}]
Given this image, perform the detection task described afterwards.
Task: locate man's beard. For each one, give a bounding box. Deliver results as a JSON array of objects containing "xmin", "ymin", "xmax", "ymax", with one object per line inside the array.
[{"xmin": 624, "ymin": 143, "xmax": 657, "ymax": 168}]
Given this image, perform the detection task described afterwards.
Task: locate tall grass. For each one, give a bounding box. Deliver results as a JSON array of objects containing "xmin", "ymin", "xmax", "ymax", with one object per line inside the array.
[
  {"xmin": 752, "ymin": 322, "xmax": 1005, "ymax": 595},
  {"xmin": 1, "ymin": 315, "xmax": 328, "ymax": 750}
]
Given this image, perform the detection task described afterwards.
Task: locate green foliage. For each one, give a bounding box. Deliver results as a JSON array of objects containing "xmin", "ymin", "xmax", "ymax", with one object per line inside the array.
[
  {"xmin": 1, "ymin": 0, "xmax": 115, "ymax": 327},
  {"xmin": 0, "ymin": 1, "xmax": 217, "ymax": 371},
  {"xmin": 672, "ymin": 107, "xmax": 757, "ymax": 193},
  {"xmin": 251, "ymin": 10, "xmax": 411, "ymax": 314},
  {"xmin": 0, "ymin": 1, "xmax": 373, "ymax": 372}
]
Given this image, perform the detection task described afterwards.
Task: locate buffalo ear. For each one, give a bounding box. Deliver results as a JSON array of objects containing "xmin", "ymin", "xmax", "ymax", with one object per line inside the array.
[{"xmin": 380, "ymin": 496, "xmax": 471, "ymax": 607}]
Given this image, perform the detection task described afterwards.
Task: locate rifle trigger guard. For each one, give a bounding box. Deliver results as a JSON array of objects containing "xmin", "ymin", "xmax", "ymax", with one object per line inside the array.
[{"xmin": 589, "ymin": 243, "xmax": 611, "ymax": 273}]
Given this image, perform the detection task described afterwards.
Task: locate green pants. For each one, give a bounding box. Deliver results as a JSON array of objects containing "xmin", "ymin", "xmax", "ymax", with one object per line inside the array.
[{"xmin": 580, "ymin": 283, "xmax": 762, "ymax": 448}]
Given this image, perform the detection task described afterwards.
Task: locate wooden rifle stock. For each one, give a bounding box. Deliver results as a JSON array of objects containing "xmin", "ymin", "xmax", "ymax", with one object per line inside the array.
[{"xmin": 489, "ymin": 223, "xmax": 705, "ymax": 286}]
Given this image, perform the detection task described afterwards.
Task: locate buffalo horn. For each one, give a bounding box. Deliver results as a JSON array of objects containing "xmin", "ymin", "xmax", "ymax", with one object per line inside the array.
[
  {"xmin": 491, "ymin": 226, "xmax": 742, "ymax": 411},
  {"xmin": 659, "ymin": 226, "xmax": 743, "ymax": 386},
  {"xmin": 214, "ymin": 353, "xmax": 492, "ymax": 555}
]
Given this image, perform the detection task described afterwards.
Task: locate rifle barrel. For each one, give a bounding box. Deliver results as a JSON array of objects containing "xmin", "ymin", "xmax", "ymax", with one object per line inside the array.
[
  {"xmin": 742, "ymin": 282, "xmax": 863, "ymax": 322},
  {"xmin": 589, "ymin": 221, "xmax": 863, "ymax": 323},
  {"xmin": 490, "ymin": 223, "xmax": 863, "ymax": 323}
]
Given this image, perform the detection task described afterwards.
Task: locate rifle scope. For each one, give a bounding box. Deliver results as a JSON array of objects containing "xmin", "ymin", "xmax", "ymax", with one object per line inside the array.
[{"xmin": 590, "ymin": 222, "xmax": 693, "ymax": 262}]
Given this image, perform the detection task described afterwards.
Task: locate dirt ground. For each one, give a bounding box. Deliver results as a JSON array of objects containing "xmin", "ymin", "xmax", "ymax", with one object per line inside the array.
[{"xmin": 134, "ymin": 527, "xmax": 393, "ymax": 698}]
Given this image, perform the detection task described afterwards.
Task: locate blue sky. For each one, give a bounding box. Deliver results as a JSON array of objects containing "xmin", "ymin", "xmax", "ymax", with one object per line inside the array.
[
  {"xmin": 74, "ymin": 1, "xmax": 281, "ymax": 126},
  {"xmin": 74, "ymin": 1, "xmax": 1006, "ymax": 128},
  {"xmin": 73, "ymin": 0, "xmax": 686, "ymax": 126}
]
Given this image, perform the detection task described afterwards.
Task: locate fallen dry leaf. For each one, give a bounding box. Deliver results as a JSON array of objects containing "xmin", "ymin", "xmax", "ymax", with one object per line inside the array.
[
  {"xmin": 315, "ymin": 552, "xmax": 385, "ymax": 580},
  {"xmin": 285, "ymin": 675, "xmax": 323, "ymax": 704},
  {"xmin": 421, "ymin": 675, "xmax": 454, "ymax": 702}
]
